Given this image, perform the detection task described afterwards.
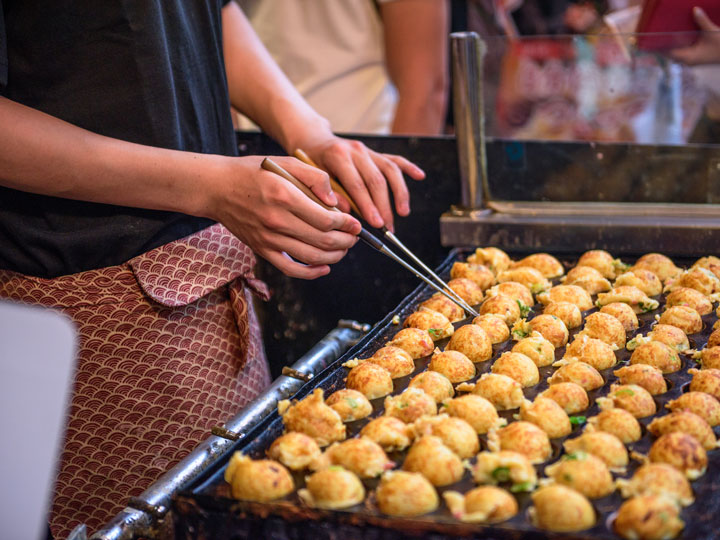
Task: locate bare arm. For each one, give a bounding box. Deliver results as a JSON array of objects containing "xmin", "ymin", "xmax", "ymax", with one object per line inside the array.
[
  {"xmin": 381, "ymin": 0, "xmax": 449, "ymax": 135},
  {"xmin": 670, "ymin": 7, "xmax": 720, "ymax": 66}
]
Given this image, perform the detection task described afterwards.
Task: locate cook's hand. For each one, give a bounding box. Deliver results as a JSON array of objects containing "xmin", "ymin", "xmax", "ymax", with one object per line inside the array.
[
  {"xmin": 670, "ymin": 7, "xmax": 720, "ymax": 66},
  {"xmin": 210, "ymin": 155, "xmax": 361, "ymax": 279},
  {"xmin": 302, "ymin": 136, "xmax": 425, "ymax": 231}
]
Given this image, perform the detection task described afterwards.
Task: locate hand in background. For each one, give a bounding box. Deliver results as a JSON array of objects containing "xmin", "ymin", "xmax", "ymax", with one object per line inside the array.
[{"xmin": 670, "ymin": 7, "xmax": 720, "ymax": 66}]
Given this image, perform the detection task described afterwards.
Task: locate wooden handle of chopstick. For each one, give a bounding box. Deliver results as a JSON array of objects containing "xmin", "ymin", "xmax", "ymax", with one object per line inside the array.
[
  {"xmin": 261, "ymin": 157, "xmax": 337, "ymax": 212},
  {"xmin": 293, "ymin": 149, "xmax": 363, "ymax": 216}
]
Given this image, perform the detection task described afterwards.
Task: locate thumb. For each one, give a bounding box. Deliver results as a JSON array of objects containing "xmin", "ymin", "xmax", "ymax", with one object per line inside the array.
[{"xmin": 694, "ymin": 6, "xmax": 720, "ymax": 32}]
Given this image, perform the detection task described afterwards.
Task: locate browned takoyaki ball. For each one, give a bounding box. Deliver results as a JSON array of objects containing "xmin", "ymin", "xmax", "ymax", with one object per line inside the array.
[
  {"xmin": 665, "ymin": 287, "xmax": 713, "ymax": 316},
  {"xmin": 537, "ymin": 285, "xmax": 593, "ymax": 311},
  {"xmin": 631, "ymin": 253, "xmax": 681, "ymax": 282},
  {"xmin": 491, "ymin": 351, "xmax": 540, "ymax": 387},
  {"xmin": 577, "ymin": 249, "xmax": 624, "ymax": 279},
  {"xmin": 564, "ymin": 431, "xmax": 628, "ymax": 470},
  {"xmin": 479, "ymin": 293, "xmax": 521, "ymax": 325},
  {"xmin": 544, "ymin": 451, "xmax": 614, "ymax": 499},
  {"xmin": 598, "ymin": 383, "xmax": 656, "ymax": 418},
  {"xmin": 443, "ymin": 394, "xmax": 507, "ymax": 434},
  {"xmin": 617, "ymin": 463, "xmax": 694, "ymax": 506},
  {"xmin": 657, "ymin": 305, "xmax": 703, "ymax": 334},
  {"xmin": 403, "ymin": 435, "xmax": 464, "ymax": 486},
  {"xmin": 346, "ymin": 362, "xmax": 393, "ymax": 400},
  {"xmin": 579, "ymin": 312, "xmax": 626, "ymax": 349},
  {"xmin": 446, "ymin": 323, "xmax": 492, "ymax": 363},
  {"xmin": 523, "ymin": 314, "xmax": 569, "ymax": 348},
  {"xmin": 384, "ymin": 387, "xmax": 437, "ymax": 424},
  {"xmin": 367, "ymin": 346, "xmax": 415, "ymax": 379},
  {"xmin": 538, "ymin": 382, "xmax": 589, "ymax": 415},
  {"xmin": 376, "ymin": 471, "xmax": 439, "ymax": 517},
  {"xmin": 473, "ymin": 373, "xmax": 525, "ymax": 410},
  {"xmin": 529, "ymin": 485, "xmax": 595, "ymax": 533},
  {"xmin": 472, "ymin": 314, "xmax": 510, "ymax": 344},
  {"xmin": 512, "ymin": 253, "xmax": 564, "ymax": 278},
  {"xmin": 667, "ymin": 267, "xmax": 720, "ymax": 296},
  {"xmin": 518, "ymin": 397, "xmax": 571, "ymax": 438},
  {"xmin": 429, "ymin": 349, "xmax": 475, "ymax": 383},
  {"xmin": 224, "ymin": 453, "xmax": 294, "ymax": 502},
  {"xmin": 648, "ymin": 411, "xmax": 717, "ymax": 451},
  {"xmin": 544, "ymin": 301, "xmax": 583, "ymax": 330},
  {"xmin": 641, "ymin": 324, "xmax": 690, "ymax": 352},
  {"xmin": 488, "ymin": 421, "xmax": 552, "ymax": 463},
  {"xmin": 413, "ymin": 414, "xmax": 479, "ymax": 458},
  {"xmin": 693, "ymin": 255, "xmax": 720, "ymax": 275},
  {"xmin": 649, "ymin": 432, "xmax": 707, "ymax": 479},
  {"xmin": 548, "ymin": 361, "xmax": 604, "ymax": 391},
  {"xmin": 322, "ymin": 437, "xmax": 395, "ymax": 478},
  {"xmin": 709, "ymin": 328, "xmax": 720, "ymax": 349},
  {"xmin": 267, "ymin": 432, "xmax": 322, "ymax": 471},
  {"xmin": 600, "ymin": 302, "xmax": 639, "ymax": 332},
  {"xmin": 666, "ymin": 391, "xmax": 720, "ymax": 427},
  {"xmin": 512, "ymin": 332, "xmax": 555, "ymax": 367},
  {"xmin": 443, "ymin": 486, "xmax": 518, "ymax": 524},
  {"xmin": 487, "ymin": 281, "xmax": 534, "ymax": 308},
  {"xmin": 697, "ymin": 346, "xmax": 720, "ymax": 370},
  {"xmin": 447, "ymin": 277, "xmax": 484, "ymax": 306},
  {"xmin": 420, "ymin": 293, "xmax": 465, "ymax": 323},
  {"xmin": 563, "ymin": 265, "xmax": 612, "ymax": 294},
  {"xmin": 586, "ymin": 408, "xmax": 642, "ymax": 444},
  {"xmin": 614, "ymin": 495, "xmax": 684, "ymax": 540},
  {"xmin": 325, "ymin": 389, "xmax": 373, "ymax": 423},
  {"xmin": 298, "ymin": 467, "xmax": 365, "ymax": 510},
  {"xmin": 360, "ymin": 416, "xmax": 414, "ymax": 452},
  {"xmin": 409, "ymin": 370, "xmax": 454, "ymax": 403},
  {"xmin": 451, "ymin": 262, "xmax": 495, "ymax": 290},
  {"xmin": 472, "ymin": 450, "xmax": 537, "ymax": 487},
  {"xmin": 278, "ymin": 389, "xmax": 346, "ymax": 447},
  {"xmin": 467, "ymin": 247, "xmax": 512, "ymax": 274},
  {"xmin": 613, "ymin": 364, "xmax": 667, "ymax": 395},
  {"xmin": 688, "ymin": 368, "xmax": 720, "ymax": 400},
  {"xmin": 403, "ymin": 308, "xmax": 454, "ymax": 340},
  {"xmin": 497, "ymin": 266, "xmax": 551, "ymax": 293},
  {"xmin": 596, "ymin": 286, "xmax": 659, "ymax": 313},
  {"xmin": 563, "ymin": 336, "xmax": 617, "ymax": 371},
  {"xmin": 629, "ymin": 341, "xmax": 681, "ymax": 374},
  {"xmin": 614, "ymin": 268, "xmax": 663, "ymax": 296},
  {"xmin": 387, "ymin": 328, "xmax": 434, "ymax": 359}
]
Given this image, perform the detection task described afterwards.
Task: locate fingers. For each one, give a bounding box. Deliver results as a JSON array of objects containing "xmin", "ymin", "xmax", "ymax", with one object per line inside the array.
[
  {"xmin": 329, "ymin": 153, "xmax": 386, "ymax": 229},
  {"xmin": 353, "ymin": 149, "xmax": 395, "ymax": 230},
  {"xmin": 694, "ymin": 6, "xmax": 719, "ymax": 32},
  {"xmin": 262, "ymin": 250, "xmax": 331, "ymax": 280},
  {"xmin": 280, "ymin": 157, "xmax": 338, "ymax": 208},
  {"xmin": 372, "ymin": 153, "xmax": 411, "ymax": 218},
  {"xmin": 385, "ymin": 154, "xmax": 426, "ymax": 180}
]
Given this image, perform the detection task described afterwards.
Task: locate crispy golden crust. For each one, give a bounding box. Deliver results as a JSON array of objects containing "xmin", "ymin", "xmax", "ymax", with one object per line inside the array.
[
  {"xmin": 497, "ymin": 266, "xmax": 551, "ymax": 293},
  {"xmin": 665, "ymin": 287, "xmax": 713, "ymax": 315},
  {"xmin": 278, "ymin": 389, "xmax": 346, "ymax": 447},
  {"xmin": 387, "ymin": 328, "xmax": 435, "ymax": 359},
  {"xmin": 527, "ymin": 314, "xmax": 569, "ymax": 348},
  {"xmin": 412, "ymin": 414, "xmax": 479, "ymax": 458},
  {"xmin": 537, "ymin": 285, "xmax": 593, "ymax": 311},
  {"xmin": 443, "ymin": 487, "xmax": 518, "ymax": 523},
  {"xmin": 538, "ymin": 382, "xmax": 589, "ymax": 415},
  {"xmin": 648, "ymin": 432, "xmax": 707, "ymax": 479},
  {"xmin": 402, "ymin": 435, "xmax": 464, "ymax": 486},
  {"xmin": 267, "ymin": 432, "xmax": 322, "ymax": 471},
  {"xmin": 408, "ymin": 370, "xmax": 454, "ymax": 403},
  {"xmin": 666, "ymin": 267, "xmax": 720, "ymax": 296},
  {"xmin": 563, "ymin": 432, "xmax": 628, "ymax": 470},
  {"xmin": 360, "ymin": 416, "xmax": 414, "ymax": 452},
  {"xmin": 512, "ymin": 332, "xmax": 555, "ymax": 367},
  {"xmin": 577, "ymin": 250, "xmax": 622, "ymax": 279},
  {"xmin": 467, "ymin": 247, "xmax": 511, "ymax": 274},
  {"xmin": 529, "ymin": 485, "xmax": 595, "ymax": 532},
  {"xmin": 443, "ymin": 394, "xmax": 506, "ymax": 434},
  {"xmin": 578, "ymin": 312, "xmax": 626, "ymax": 349},
  {"xmin": 383, "ymin": 387, "xmax": 437, "ymax": 424},
  {"xmin": 563, "ymin": 336, "xmax": 617, "ymax": 371},
  {"xmin": 376, "ymin": 471, "xmax": 439, "ymax": 516},
  {"xmin": 542, "ymin": 301, "xmax": 582, "ymax": 330},
  {"xmin": 472, "ymin": 314, "xmax": 510, "ymax": 344},
  {"xmin": 616, "ymin": 463, "xmax": 694, "ymax": 506},
  {"xmin": 403, "ymin": 308, "xmax": 454, "ymax": 340},
  {"xmin": 689, "ymin": 368, "xmax": 720, "ymax": 400},
  {"xmin": 614, "ymin": 495, "xmax": 684, "ymax": 540},
  {"xmin": 598, "ymin": 383, "xmax": 656, "ymax": 418},
  {"xmin": 486, "ymin": 281, "xmax": 534, "ymax": 307},
  {"xmin": 512, "ymin": 253, "xmax": 564, "ymax": 278},
  {"xmin": 613, "ymin": 364, "xmax": 667, "ymax": 395},
  {"xmin": 548, "ymin": 361, "xmax": 604, "ymax": 391},
  {"xmin": 420, "ymin": 294, "xmax": 465, "ymax": 323},
  {"xmin": 596, "ymin": 286, "xmax": 658, "ymax": 314},
  {"xmin": 472, "ymin": 450, "xmax": 537, "ymax": 487},
  {"xmin": 367, "ymin": 346, "xmax": 415, "ymax": 379},
  {"xmin": 345, "ymin": 362, "xmax": 394, "ymax": 400},
  {"xmin": 518, "ymin": 397, "xmax": 571, "ymax": 438},
  {"xmin": 629, "ymin": 341, "xmax": 681, "ymax": 374},
  {"xmin": 657, "ymin": 305, "xmax": 702, "ymax": 335},
  {"xmin": 429, "ymin": 349, "xmax": 476, "ymax": 383},
  {"xmin": 544, "ymin": 452, "xmax": 614, "ymax": 498},
  {"xmin": 564, "ymin": 265, "xmax": 612, "ymax": 294},
  {"xmin": 491, "ymin": 351, "xmax": 540, "ymax": 387},
  {"xmin": 631, "ymin": 253, "xmax": 681, "ymax": 282},
  {"xmin": 479, "ymin": 293, "xmax": 522, "ymax": 325},
  {"xmin": 586, "ymin": 408, "xmax": 641, "ymax": 444},
  {"xmin": 600, "ymin": 302, "xmax": 639, "ymax": 332},
  {"xmin": 647, "ymin": 411, "xmax": 717, "ymax": 451},
  {"xmin": 473, "ymin": 373, "xmax": 525, "ymax": 410},
  {"xmin": 666, "ymin": 391, "xmax": 720, "ymax": 426},
  {"xmin": 447, "ymin": 278, "xmax": 484, "ymax": 305},
  {"xmin": 321, "ymin": 438, "xmax": 394, "ymax": 478},
  {"xmin": 488, "ymin": 421, "xmax": 552, "ymax": 464},
  {"xmin": 298, "ymin": 468, "xmax": 365, "ymax": 510},
  {"xmin": 614, "ymin": 268, "xmax": 662, "ymax": 296},
  {"xmin": 224, "ymin": 453, "xmax": 294, "ymax": 502},
  {"xmin": 451, "ymin": 262, "xmax": 496, "ymax": 290},
  {"xmin": 446, "ymin": 324, "xmax": 493, "ymax": 363}
]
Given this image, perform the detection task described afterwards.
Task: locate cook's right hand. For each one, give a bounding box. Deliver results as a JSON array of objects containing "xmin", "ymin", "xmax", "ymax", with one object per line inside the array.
[
  {"xmin": 670, "ymin": 7, "xmax": 720, "ymax": 66},
  {"xmin": 209, "ymin": 155, "xmax": 361, "ymax": 279}
]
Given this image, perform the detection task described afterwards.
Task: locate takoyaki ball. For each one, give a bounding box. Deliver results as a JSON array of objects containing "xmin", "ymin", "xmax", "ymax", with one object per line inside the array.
[
  {"xmin": 450, "ymin": 262, "xmax": 495, "ymax": 290},
  {"xmin": 429, "ymin": 349, "xmax": 475, "ymax": 383},
  {"xmin": 666, "ymin": 267, "xmax": 720, "ymax": 296},
  {"xmin": 643, "ymin": 324, "xmax": 689, "ymax": 352},
  {"xmin": 518, "ymin": 397, "xmax": 571, "ymax": 438},
  {"xmin": 322, "ymin": 437, "xmax": 394, "ymax": 478},
  {"xmin": 617, "ymin": 463, "xmax": 694, "ymax": 507},
  {"xmin": 467, "ymin": 247, "xmax": 512, "ymax": 274},
  {"xmin": 346, "ymin": 362, "xmax": 393, "ymax": 400},
  {"xmin": 613, "ymin": 364, "xmax": 667, "ymax": 395},
  {"xmin": 648, "ymin": 411, "xmax": 717, "ymax": 451},
  {"xmin": 600, "ymin": 302, "xmax": 639, "ymax": 332},
  {"xmin": 709, "ymin": 327, "xmax": 720, "ymax": 349},
  {"xmin": 491, "ymin": 351, "xmax": 540, "ymax": 387},
  {"xmin": 648, "ymin": 432, "xmax": 707, "ymax": 479},
  {"xmin": 403, "ymin": 307, "xmax": 454, "ymax": 340},
  {"xmin": 487, "ymin": 281, "xmax": 534, "ymax": 308},
  {"xmin": 472, "ymin": 314, "xmax": 510, "ymax": 344},
  {"xmin": 564, "ymin": 431, "xmax": 629, "ymax": 471},
  {"xmin": 325, "ymin": 389, "xmax": 373, "ymax": 423},
  {"xmin": 586, "ymin": 408, "xmax": 641, "ymax": 444},
  {"xmin": 598, "ymin": 383, "xmax": 656, "ymax": 418},
  {"xmin": 443, "ymin": 486, "xmax": 518, "ymax": 523},
  {"xmin": 409, "ymin": 370, "xmax": 454, "ymax": 404},
  {"xmin": 666, "ymin": 391, "xmax": 720, "ymax": 427},
  {"xmin": 384, "ymin": 387, "xmax": 437, "ymax": 424},
  {"xmin": 267, "ymin": 432, "xmax": 323, "ymax": 471},
  {"xmin": 579, "ymin": 312, "xmax": 627, "ymax": 349},
  {"xmin": 298, "ymin": 467, "xmax": 365, "ymax": 510},
  {"xmin": 376, "ymin": 471, "xmax": 439, "ymax": 517},
  {"xmin": 420, "ymin": 293, "xmax": 465, "ymax": 323},
  {"xmin": 472, "ymin": 450, "xmax": 537, "ymax": 487},
  {"xmin": 614, "ymin": 269, "xmax": 662, "ymax": 296},
  {"xmin": 596, "ymin": 285, "xmax": 659, "ymax": 314},
  {"xmin": 443, "ymin": 394, "xmax": 507, "ymax": 434},
  {"xmin": 473, "ymin": 373, "xmax": 525, "ymax": 410},
  {"xmin": 577, "ymin": 249, "xmax": 624, "ymax": 279},
  {"xmin": 631, "ymin": 253, "xmax": 681, "ymax": 282},
  {"xmin": 538, "ymin": 382, "xmax": 589, "ymax": 415},
  {"xmin": 665, "ymin": 287, "xmax": 713, "ymax": 315},
  {"xmin": 657, "ymin": 305, "xmax": 702, "ymax": 334},
  {"xmin": 479, "ymin": 293, "xmax": 521, "ymax": 325},
  {"xmin": 544, "ymin": 451, "xmax": 614, "ymax": 499},
  {"xmin": 563, "ymin": 336, "xmax": 617, "ymax": 371},
  {"xmin": 518, "ymin": 314, "xmax": 568, "ymax": 348},
  {"xmin": 488, "ymin": 421, "xmax": 552, "ymax": 463},
  {"xmin": 360, "ymin": 416, "xmax": 414, "ymax": 452},
  {"xmin": 693, "ymin": 255, "xmax": 720, "ymax": 274},
  {"xmin": 614, "ymin": 496, "xmax": 684, "ymax": 540},
  {"xmin": 367, "ymin": 346, "xmax": 415, "ymax": 379},
  {"xmin": 278, "ymin": 389, "xmax": 346, "ymax": 447},
  {"xmin": 537, "ymin": 285, "xmax": 593, "ymax": 311},
  {"xmin": 224, "ymin": 453, "xmax": 294, "ymax": 502},
  {"xmin": 563, "ymin": 265, "xmax": 612, "ymax": 294},
  {"xmin": 543, "ymin": 301, "xmax": 582, "ymax": 330},
  {"xmin": 447, "ymin": 277, "xmax": 484, "ymax": 306},
  {"xmin": 548, "ymin": 361, "xmax": 604, "ymax": 391},
  {"xmin": 403, "ymin": 435, "xmax": 464, "ymax": 486},
  {"xmin": 497, "ymin": 266, "xmax": 551, "ymax": 294},
  {"xmin": 529, "ymin": 485, "xmax": 595, "ymax": 532},
  {"xmin": 387, "ymin": 328, "xmax": 434, "ymax": 359},
  {"xmin": 512, "ymin": 332, "xmax": 555, "ymax": 367},
  {"xmin": 512, "ymin": 253, "xmax": 564, "ymax": 278},
  {"xmin": 700, "ymin": 346, "xmax": 720, "ymax": 370},
  {"xmin": 689, "ymin": 367, "xmax": 720, "ymax": 400},
  {"xmin": 413, "ymin": 414, "xmax": 479, "ymax": 458},
  {"xmin": 446, "ymin": 323, "xmax": 492, "ymax": 363},
  {"xmin": 629, "ymin": 341, "xmax": 681, "ymax": 374}
]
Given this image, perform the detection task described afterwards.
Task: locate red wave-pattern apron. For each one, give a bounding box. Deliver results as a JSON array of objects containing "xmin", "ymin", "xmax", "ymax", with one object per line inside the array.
[{"xmin": 0, "ymin": 223, "xmax": 271, "ymax": 538}]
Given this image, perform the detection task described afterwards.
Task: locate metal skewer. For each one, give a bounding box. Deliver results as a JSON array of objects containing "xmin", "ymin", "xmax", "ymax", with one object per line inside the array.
[{"xmin": 261, "ymin": 158, "xmax": 479, "ymax": 318}]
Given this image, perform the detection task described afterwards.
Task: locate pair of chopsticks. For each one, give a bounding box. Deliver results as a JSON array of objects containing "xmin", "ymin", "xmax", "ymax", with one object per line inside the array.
[{"xmin": 260, "ymin": 153, "xmax": 479, "ymax": 318}]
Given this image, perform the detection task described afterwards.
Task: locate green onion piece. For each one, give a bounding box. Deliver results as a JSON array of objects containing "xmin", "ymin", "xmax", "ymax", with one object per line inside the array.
[
  {"xmin": 517, "ymin": 300, "xmax": 532, "ymax": 318},
  {"xmin": 615, "ymin": 388, "xmax": 635, "ymax": 397},
  {"xmin": 513, "ymin": 329, "xmax": 529, "ymax": 339},
  {"xmin": 428, "ymin": 328, "xmax": 440, "ymax": 337},
  {"xmin": 345, "ymin": 398, "xmax": 358, "ymax": 409},
  {"xmin": 491, "ymin": 466, "xmax": 511, "ymax": 482},
  {"xmin": 510, "ymin": 481, "xmax": 534, "ymax": 493},
  {"xmin": 328, "ymin": 465, "xmax": 344, "ymax": 471},
  {"xmin": 569, "ymin": 415, "xmax": 586, "ymax": 426}
]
